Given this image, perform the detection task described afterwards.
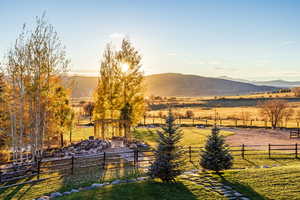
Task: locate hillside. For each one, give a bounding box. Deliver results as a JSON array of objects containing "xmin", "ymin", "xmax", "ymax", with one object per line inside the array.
[
  {"xmin": 219, "ymin": 76, "xmax": 300, "ymax": 88},
  {"xmin": 144, "ymin": 73, "xmax": 278, "ymax": 97},
  {"xmin": 254, "ymin": 80, "xmax": 300, "ymax": 88},
  {"xmin": 67, "ymin": 73, "xmax": 279, "ymax": 98}
]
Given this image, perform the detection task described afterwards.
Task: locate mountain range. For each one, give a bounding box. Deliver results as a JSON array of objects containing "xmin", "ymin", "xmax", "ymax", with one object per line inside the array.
[
  {"xmin": 219, "ymin": 76, "xmax": 300, "ymax": 88},
  {"xmin": 67, "ymin": 73, "xmax": 281, "ymax": 98}
]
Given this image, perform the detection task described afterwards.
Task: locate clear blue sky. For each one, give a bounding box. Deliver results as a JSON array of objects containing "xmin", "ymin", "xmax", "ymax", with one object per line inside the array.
[{"xmin": 1, "ymin": 0, "xmax": 300, "ymax": 80}]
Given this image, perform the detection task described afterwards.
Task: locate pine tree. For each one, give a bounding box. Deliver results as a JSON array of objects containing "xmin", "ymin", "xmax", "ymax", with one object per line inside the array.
[
  {"xmin": 148, "ymin": 110, "xmax": 184, "ymax": 182},
  {"xmin": 200, "ymin": 126, "xmax": 233, "ymax": 173}
]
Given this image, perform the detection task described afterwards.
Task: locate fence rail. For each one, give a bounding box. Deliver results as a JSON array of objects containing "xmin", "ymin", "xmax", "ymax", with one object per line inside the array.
[
  {"xmin": 140, "ymin": 117, "xmax": 300, "ymax": 129},
  {"xmin": 0, "ymin": 143, "xmax": 299, "ymax": 189}
]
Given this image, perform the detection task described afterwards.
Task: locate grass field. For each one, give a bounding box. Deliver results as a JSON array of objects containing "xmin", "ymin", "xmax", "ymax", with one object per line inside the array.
[
  {"xmin": 2, "ymin": 126, "xmax": 300, "ymax": 199},
  {"xmin": 56, "ymin": 179, "xmax": 225, "ymax": 200},
  {"xmin": 148, "ymin": 95, "xmax": 300, "ymax": 129},
  {"xmin": 132, "ymin": 127, "xmax": 234, "ymax": 147},
  {"xmin": 217, "ymin": 164, "xmax": 300, "ymax": 200},
  {"xmin": 36, "ymin": 164, "xmax": 300, "ymax": 200},
  {"xmin": 64, "ymin": 126, "xmax": 94, "ymax": 143}
]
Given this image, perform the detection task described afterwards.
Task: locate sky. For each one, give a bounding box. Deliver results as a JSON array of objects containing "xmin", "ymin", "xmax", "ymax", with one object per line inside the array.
[{"xmin": 1, "ymin": 0, "xmax": 300, "ymax": 81}]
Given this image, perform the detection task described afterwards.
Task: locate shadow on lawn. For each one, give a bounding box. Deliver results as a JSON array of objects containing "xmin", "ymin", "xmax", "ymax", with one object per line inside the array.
[
  {"xmin": 0, "ymin": 176, "xmax": 35, "ymax": 200},
  {"xmin": 218, "ymin": 174, "xmax": 267, "ymax": 200},
  {"xmin": 58, "ymin": 181, "xmax": 198, "ymax": 200},
  {"xmin": 242, "ymin": 158, "xmax": 259, "ymax": 167},
  {"xmin": 102, "ymin": 181, "xmax": 198, "ymax": 200}
]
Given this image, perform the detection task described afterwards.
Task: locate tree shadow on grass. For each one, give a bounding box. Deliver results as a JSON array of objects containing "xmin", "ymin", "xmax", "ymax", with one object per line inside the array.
[
  {"xmin": 218, "ymin": 174, "xmax": 267, "ymax": 200},
  {"xmin": 236, "ymin": 158, "xmax": 259, "ymax": 168},
  {"xmin": 0, "ymin": 176, "xmax": 36, "ymax": 200},
  {"xmin": 59, "ymin": 181, "xmax": 198, "ymax": 200}
]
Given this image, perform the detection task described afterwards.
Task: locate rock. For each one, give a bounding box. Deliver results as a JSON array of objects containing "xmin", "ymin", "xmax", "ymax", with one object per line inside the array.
[
  {"xmin": 50, "ymin": 192, "xmax": 62, "ymax": 198},
  {"xmin": 129, "ymin": 143, "xmax": 138, "ymax": 149},
  {"xmin": 63, "ymin": 191, "xmax": 71, "ymax": 195},
  {"xmin": 83, "ymin": 186, "xmax": 93, "ymax": 190},
  {"xmin": 127, "ymin": 179, "xmax": 137, "ymax": 183},
  {"xmin": 91, "ymin": 183, "xmax": 104, "ymax": 188},
  {"xmin": 224, "ymin": 193, "xmax": 233, "ymax": 197},
  {"xmin": 111, "ymin": 179, "xmax": 121, "ymax": 184},
  {"xmin": 37, "ymin": 196, "xmax": 50, "ymax": 200},
  {"xmin": 240, "ymin": 197, "xmax": 250, "ymax": 200},
  {"xmin": 70, "ymin": 189, "xmax": 79, "ymax": 193},
  {"xmin": 137, "ymin": 177, "xmax": 148, "ymax": 181},
  {"xmin": 234, "ymin": 192, "xmax": 243, "ymax": 197},
  {"xmin": 263, "ymin": 165, "xmax": 270, "ymax": 168}
]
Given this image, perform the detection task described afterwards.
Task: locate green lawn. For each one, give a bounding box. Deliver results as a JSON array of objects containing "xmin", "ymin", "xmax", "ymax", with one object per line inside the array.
[
  {"xmin": 63, "ymin": 126, "xmax": 94, "ymax": 143},
  {"xmin": 216, "ymin": 164, "xmax": 300, "ymax": 200},
  {"xmin": 56, "ymin": 180, "xmax": 225, "ymax": 200},
  {"xmin": 133, "ymin": 127, "xmax": 234, "ymax": 147},
  {"xmin": 3, "ymin": 127, "xmax": 300, "ymax": 199}
]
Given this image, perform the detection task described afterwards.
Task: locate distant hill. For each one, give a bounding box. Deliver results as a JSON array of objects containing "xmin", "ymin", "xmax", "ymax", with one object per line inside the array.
[
  {"xmin": 219, "ymin": 76, "xmax": 300, "ymax": 88},
  {"xmin": 254, "ymin": 80, "xmax": 300, "ymax": 88},
  {"xmin": 144, "ymin": 73, "xmax": 278, "ymax": 97},
  {"xmin": 218, "ymin": 76, "xmax": 253, "ymax": 84},
  {"xmin": 66, "ymin": 76, "xmax": 98, "ymax": 98},
  {"xmin": 67, "ymin": 73, "xmax": 279, "ymax": 98}
]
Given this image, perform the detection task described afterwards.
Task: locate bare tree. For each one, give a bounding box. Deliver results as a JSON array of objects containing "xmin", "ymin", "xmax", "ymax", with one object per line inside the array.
[
  {"xmin": 292, "ymin": 87, "xmax": 300, "ymax": 97},
  {"xmin": 282, "ymin": 108, "xmax": 294, "ymax": 127},
  {"xmin": 258, "ymin": 100, "xmax": 289, "ymax": 129},
  {"xmin": 239, "ymin": 111, "xmax": 251, "ymax": 125},
  {"xmin": 185, "ymin": 110, "xmax": 194, "ymax": 119}
]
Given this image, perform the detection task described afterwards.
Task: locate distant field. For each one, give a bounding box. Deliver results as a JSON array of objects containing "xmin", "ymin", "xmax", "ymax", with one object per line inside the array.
[{"xmin": 148, "ymin": 99, "xmax": 300, "ymax": 128}]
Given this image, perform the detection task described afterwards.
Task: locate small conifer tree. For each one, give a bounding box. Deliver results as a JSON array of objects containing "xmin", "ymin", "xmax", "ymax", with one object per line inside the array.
[
  {"xmin": 200, "ymin": 126, "xmax": 233, "ymax": 173},
  {"xmin": 148, "ymin": 109, "xmax": 184, "ymax": 182}
]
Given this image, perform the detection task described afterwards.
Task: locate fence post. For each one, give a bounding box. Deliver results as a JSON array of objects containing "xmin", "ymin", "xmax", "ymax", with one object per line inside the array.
[
  {"xmin": 241, "ymin": 144, "xmax": 245, "ymax": 159},
  {"xmin": 135, "ymin": 149, "xmax": 139, "ymax": 168},
  {"xmin": 268, "ymin": 144, "xmax": 271, "ymax": 159},
  {"xmin": 37, "ymin": 159, "xmax": 40, "ymax": 180},
  {"xmin": 265, "ymin": 120, "xmax": 267, "ymax": 128},
  {"xmin": 71, "ymin": 155, "xmax": 74, "ymax": 175},
  {"xmin": 133, "ymin": 149, "xmax": 138, "ymax": 168},
  {"xmin": 0, "ymin": 168, "xmax": 2, "ymax": 183},
  {"xmin": 137, "ymin": 149, "xmax": 139, "ymax": 168},
  {"xmin": 206, "ymin": 120, "xmax": 208, "ymax": 126},
  {"xmin": 235, "ymin": 120, "xmax": 237, "ymax": 127},
  {"xmin": 189, "ymin": 146, "xmax": 192, "ymax": 162},
  {"xmin": 296, "ymin": 143, "xmax": 298, "ymax": 159},
  {"xmin": 103, "ymin": 152, "xmax": 106, "ymax": 169}
]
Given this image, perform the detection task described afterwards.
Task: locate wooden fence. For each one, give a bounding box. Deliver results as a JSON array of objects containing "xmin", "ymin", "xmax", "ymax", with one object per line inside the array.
[
  {"xmin": 141, "ymin": 117, "xmax": 300, "ymax": 129},
  {"xmin": 0, "ymin": 144, "xmax": 299, "ymax": 189}
]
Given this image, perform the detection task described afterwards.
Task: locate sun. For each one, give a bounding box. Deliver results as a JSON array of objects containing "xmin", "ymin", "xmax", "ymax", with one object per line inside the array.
[{"xmin": 121, "ymin": 63, "xmax": 130, "ymax": 72}]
